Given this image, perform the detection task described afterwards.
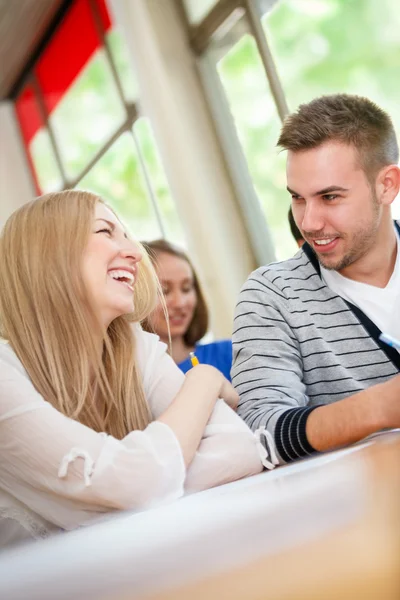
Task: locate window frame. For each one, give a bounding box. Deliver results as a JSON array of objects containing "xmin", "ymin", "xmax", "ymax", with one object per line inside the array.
[
  {"xmin": 11, "ymin": 0, "xmax": 183, "ymax": 240},
  {"xmin": 177, "ymin": 0, "xmax": 288, "ymax": 264},
  {"xmin": 13, "ymin": 0, "xmax": 141, "ymax": 192}
]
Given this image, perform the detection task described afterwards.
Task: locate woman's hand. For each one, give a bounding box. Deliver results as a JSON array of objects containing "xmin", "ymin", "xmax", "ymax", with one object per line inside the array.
[
  {"xmin": 185, "ymin": 364, "xmax": 239, "ymax": 410},
  {"xmin": 218, "ymin": 377, "xmax": 239, "ymax": 411},
  {"xmin": 158, "ymin": 364, "xmax": 239, "ymax": 466}
]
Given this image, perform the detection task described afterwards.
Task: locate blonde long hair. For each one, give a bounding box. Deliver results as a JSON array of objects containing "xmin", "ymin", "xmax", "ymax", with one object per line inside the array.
[{"xmin": 0, "ymin": 190, "xmax": 158, "ymax": 438}]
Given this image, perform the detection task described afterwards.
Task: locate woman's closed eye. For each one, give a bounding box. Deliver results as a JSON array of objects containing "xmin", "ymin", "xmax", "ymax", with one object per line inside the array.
[
  {"xmin": 96, "ymin": 227, "xmax": 113, "ymax": 236},
  {"xmin": 182, "ymin": 285, "xmax": 194, "ymax": 293}
]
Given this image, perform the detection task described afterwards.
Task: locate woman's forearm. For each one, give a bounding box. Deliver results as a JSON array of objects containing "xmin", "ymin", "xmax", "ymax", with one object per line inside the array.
[{"xmin": 157, "ymin": 365, "xmax": 222, "ymax": 466}]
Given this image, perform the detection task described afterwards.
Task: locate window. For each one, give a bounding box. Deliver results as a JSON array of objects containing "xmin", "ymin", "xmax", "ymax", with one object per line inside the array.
[
  {"xmin": 48, "ymin": 48, "xmax": 126, "ymax": 180},
  {"xmin": 182, "ymin": 0, "xmax": 400, "ymax": 258},
  {"xmin": 262, "ymin": 0, "xmax": 400, "ymax": 132},
  {"xmin": 182, "ymin": 0, "xmax": 220, "ymax": 25},
  {"xmin": 215, "ymin": 32, "xmax": 295, "ymax": 260},
  {"xmin": 14, "ymin": 0, "xmax": 183, "ymax": 242},
  {"xmin": 78, "ymin": 132, "xmax": 162, "ymax": 240},
  {"xmin": 78, "ymin": 119, "xmax": 185, "ymax": 242},
  {"xmin": 262, "ymin": 0, "xmax": 400, "ymax": 221},
  {"xmin": 15, "ymin": 83, "xmax": 62, "ymax": 194},
  {"xmin": 133, "ymin": 119, "xmax": 185, "ymax": 244},
  {"xmin": 200, "ymin": 8, "xmax": 295, "ymax": 261}
]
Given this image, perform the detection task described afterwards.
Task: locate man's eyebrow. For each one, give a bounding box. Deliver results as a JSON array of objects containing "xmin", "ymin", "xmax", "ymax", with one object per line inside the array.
[
  {"xmin": 286, "ymin": 185, "xmax": 349, "ymax": 196},
  {"xmin": 313, "ymin": 185, "xmax": 349, "ymax": 196},
  {"xmin": 287, "ymin": 186, "xmax": 298, "ymax": 196}
]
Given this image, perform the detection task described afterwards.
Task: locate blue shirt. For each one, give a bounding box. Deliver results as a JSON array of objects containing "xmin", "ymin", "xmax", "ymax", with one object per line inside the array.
[{"xmin": 178, "ymin": 340, "xmax": 233, "ymax": 381}]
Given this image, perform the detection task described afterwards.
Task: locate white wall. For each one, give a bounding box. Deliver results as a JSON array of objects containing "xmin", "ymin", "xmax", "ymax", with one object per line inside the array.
[{"xmin": 0, "ymin": 102, "xmax": 35, "ymax": 230}]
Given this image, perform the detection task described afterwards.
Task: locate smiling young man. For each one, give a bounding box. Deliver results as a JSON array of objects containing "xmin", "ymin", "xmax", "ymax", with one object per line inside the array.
[{"xmin": 233, "ymin": 94, "xmax": 400, "ymax": 466}]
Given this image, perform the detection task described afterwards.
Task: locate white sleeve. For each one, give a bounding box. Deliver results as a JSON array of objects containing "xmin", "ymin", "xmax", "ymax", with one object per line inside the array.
[
  {"xmin": 137, "ymin": 330, "xmax": 263, "ymax": 493},
  {"xmin": 0, "ymin": 352, "xmax": 186, "ymax": 530}
]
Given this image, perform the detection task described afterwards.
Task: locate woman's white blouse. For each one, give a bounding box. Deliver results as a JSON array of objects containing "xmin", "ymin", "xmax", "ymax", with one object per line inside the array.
[{"xmin": 0, "ymin": 329, "xmax": 262, "ymax": 547}]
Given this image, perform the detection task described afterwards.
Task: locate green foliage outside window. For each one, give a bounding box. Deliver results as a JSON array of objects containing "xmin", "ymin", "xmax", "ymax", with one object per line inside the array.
[
  {"xmin": 266, "ymin": 0, "xmax": 400, "ymax": 131},
  {"xmin": 264, "ymin": 0, "xmax": 400, "ymax": 221},
  {"xmin": 51, "ymin": 49, "xmax": 126, "ymax": 180},
  {"xmin": 78, "ymin": 132, "xmax": 162, "ymax": 240}
]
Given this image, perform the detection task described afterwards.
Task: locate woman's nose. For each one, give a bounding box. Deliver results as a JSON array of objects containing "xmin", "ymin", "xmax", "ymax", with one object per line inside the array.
[
  {"xmin": 168, "ymin": 290, "xmax": 185, "ymax": 308},
  {"xmin": 120, "ymin": 241, "xmax": 142, "ymax": 264}
]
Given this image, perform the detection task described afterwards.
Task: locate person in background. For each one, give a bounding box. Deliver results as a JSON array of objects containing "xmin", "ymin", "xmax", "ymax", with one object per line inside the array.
[
  {"xmin": 0, "ymin": 191, "xmax": 262, "ymax": 548},
  {"xmin": 142, "ymin": 240, "xmax": 233, "ymax": 381},
  {"xmin": 233, "ymin": 94, "xmax": 400, "ymax": 467},
  {"xmin": 288, "ymin": 206, "xmax": 304, "ymax": 247}
]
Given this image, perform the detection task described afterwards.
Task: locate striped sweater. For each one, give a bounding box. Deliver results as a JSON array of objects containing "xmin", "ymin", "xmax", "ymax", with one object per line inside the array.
[{"xmin": 233, "ymin": 222, "xmax": 400, "ymax": 465}]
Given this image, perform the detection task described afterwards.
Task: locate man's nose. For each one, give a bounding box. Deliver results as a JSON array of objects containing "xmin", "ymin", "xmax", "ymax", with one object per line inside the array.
[{"xmin": 301, "ymin": 201, "xmax": 325, "ymax": 233}]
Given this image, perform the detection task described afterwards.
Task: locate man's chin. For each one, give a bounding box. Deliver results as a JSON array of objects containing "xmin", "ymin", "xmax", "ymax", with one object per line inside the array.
[
  {"xmin": 317, "ymin": 255, "xmax": 340, "ymax": 270},
  {"xmin": 311, "ymin": 247, "xmax": 343, "ymax": 271},
  {"xmin": 317, "ymin": 251, "xmax": 355, "ymax": 272},
  {"xmin": 306, "ymin": 241, "xmax": 342, "ymax": 271}
]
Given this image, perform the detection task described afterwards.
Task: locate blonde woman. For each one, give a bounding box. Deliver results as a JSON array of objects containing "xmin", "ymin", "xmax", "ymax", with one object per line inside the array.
[{"xmin": 0, "ymin": 191, "xmax": 262, "ymax": 548}]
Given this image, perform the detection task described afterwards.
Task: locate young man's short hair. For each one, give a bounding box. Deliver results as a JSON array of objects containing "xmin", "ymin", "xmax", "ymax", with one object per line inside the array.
[{"xmin": 278, "ymin": 94, "xmax": 399, "ymax": 182}]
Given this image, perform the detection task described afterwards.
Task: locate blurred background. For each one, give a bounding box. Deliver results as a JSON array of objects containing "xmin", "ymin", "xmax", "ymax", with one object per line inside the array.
[{"xmin": 1, "ymin": 0, "xmax": 400, "ymax": 335}]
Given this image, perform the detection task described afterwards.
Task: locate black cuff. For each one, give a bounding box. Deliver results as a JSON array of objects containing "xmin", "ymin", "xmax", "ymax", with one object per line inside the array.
[{"xmin": 275, "ymin": 406, "xmax": 320, "ymax": 463}]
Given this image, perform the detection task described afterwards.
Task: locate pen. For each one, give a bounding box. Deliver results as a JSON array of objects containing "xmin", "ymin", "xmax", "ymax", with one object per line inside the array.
[
  {"xmin": 379, "ymin": 333, "xmax": 400, "ymax": 352},
  {"xmin": 189, "ymin": 351, "xmax": 199, "ymax": 367}
]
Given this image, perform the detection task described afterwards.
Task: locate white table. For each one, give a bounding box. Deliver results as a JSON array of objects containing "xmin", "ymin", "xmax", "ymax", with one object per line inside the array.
[{"xmin": 0, "ymin": 433, "xmax": 399, "ymax": 600}]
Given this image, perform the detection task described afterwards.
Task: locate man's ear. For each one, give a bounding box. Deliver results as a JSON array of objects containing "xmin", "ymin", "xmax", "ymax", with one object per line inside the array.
[{"xmin": 375, "ymin": 164, "xmax": 400, "ymax": 206}]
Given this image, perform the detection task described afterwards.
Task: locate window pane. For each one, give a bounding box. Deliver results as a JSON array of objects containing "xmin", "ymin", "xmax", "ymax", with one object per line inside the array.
[
  {"xmin": 182, "ymin": 0, "xmax": 219, "ymax": 25},
  {"xmin": 217, "ymin": 34, "xmax": 297, "ymax": 259},
  {"xmin": 134, "ymin": 118, "xmax": 185, "ymax": 245},
  {"xmin": 106, "ymin": 29, "xmax": 138, "ymax": 103},
  {"xmin": 50, "ymin": 49, "xmax": 126, "ymax": 180},
  {"xmin": 29, "ymin": 128, "xmax": 63, "ymax": 194},
  {"xmin": 36, "ymin": 0, "xmax": 106, "ymax": 116},
  {"xmin": 262, "ymin": 0, "xmax": 400, "ymax": 228},
  {"xmin": 263, "ymin": 0, "xmax": 400, "ymax": 133},
  {"xmin": 77, "ymin": 133, "xmax": 162, "ymax": 240}
]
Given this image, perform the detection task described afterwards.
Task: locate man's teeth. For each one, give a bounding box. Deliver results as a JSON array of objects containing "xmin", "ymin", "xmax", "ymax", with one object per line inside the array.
[
  {"xmin": 314, "ymin": 238, "xmax": 335, "ymax": 246},
  {"xmin": 108, "ymin": 269, "xmax": 134, "ymax": 285}
]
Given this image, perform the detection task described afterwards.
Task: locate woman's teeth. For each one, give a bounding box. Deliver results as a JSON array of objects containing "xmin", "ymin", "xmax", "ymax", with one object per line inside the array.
[{"xmin": 108, "ymin": 269, "xmax": 135, "ymax": 289}]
